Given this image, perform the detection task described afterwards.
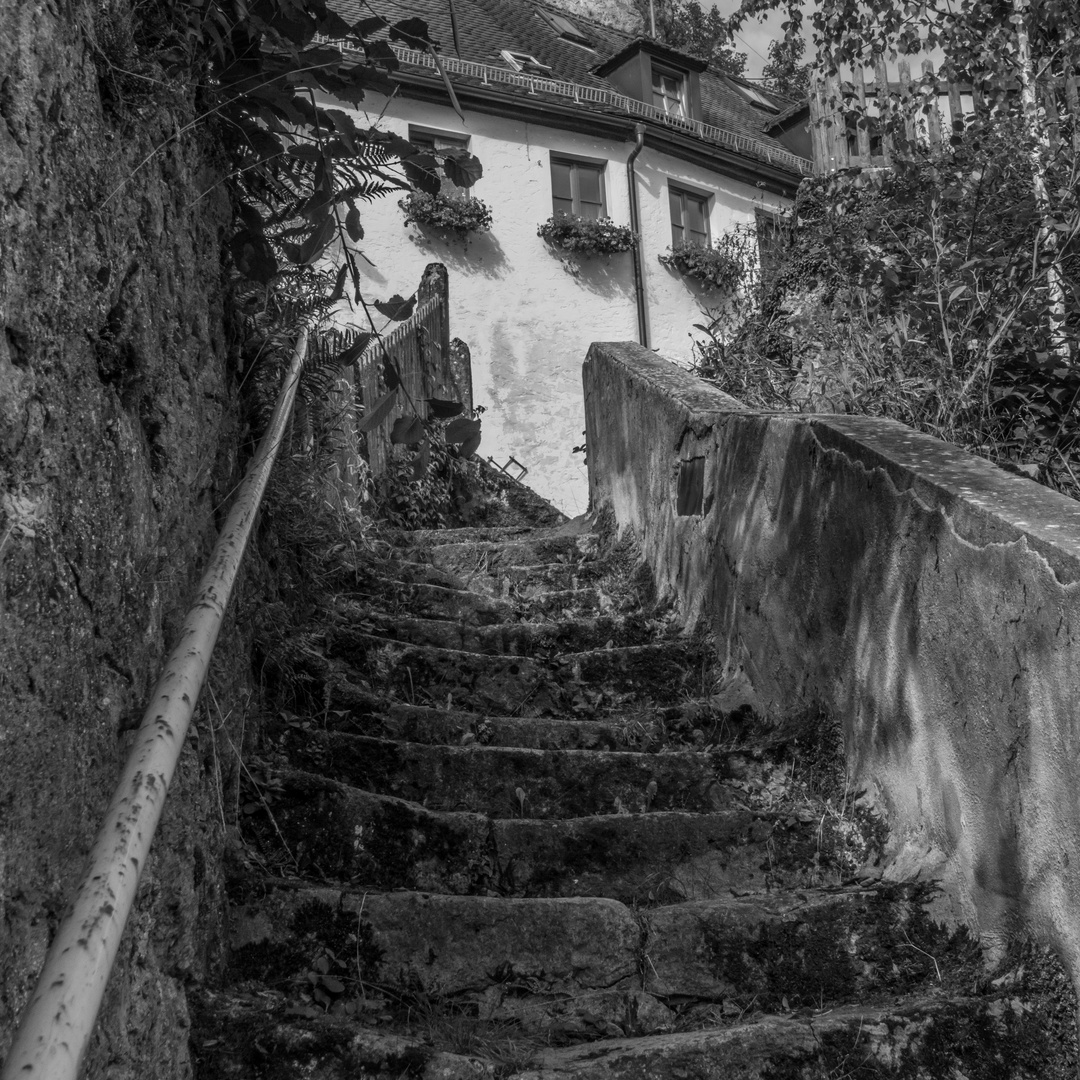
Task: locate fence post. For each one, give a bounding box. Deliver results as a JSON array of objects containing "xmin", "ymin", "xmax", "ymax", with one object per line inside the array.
[
  {"xmin": 854, "ymin": 70, "xmax": 872, "ymax": 164},
  {"xmin": 874, "ymin": 59, "xmax": 892, "ymax": 164},
  {"xmin": 1067, "ymin": 76, "xmax": 1080, "ymax": 153},
  {"xmin": 825, "ymin": 72, "xmax": 850, "ymax": 169}
]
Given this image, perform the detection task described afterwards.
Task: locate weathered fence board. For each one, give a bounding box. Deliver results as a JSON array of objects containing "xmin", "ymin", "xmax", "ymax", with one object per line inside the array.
[{"xmin": 810, "ymin": 62, "xmax": 1080, "ymax": 174}]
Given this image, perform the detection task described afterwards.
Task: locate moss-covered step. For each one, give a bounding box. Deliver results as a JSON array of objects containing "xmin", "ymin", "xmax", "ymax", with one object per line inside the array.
[
  {"xmin": 335, "ymin": 608, "xmax": 668, "ymax": 656},
  {"xmin": 229, "ymin": 885, "xmax": 639, "ymax": 1016},
  {"xmin": 190, "ymin": 987, "xmax": 493, "ymax": 1080},
  {"xmin": 238, "ymin": 769, "xmax": 497, "ymax": 892},
  {"xmin": 335, "ymin": 580, "xmax": 518, "ymax": 626},
  {"xmin": 513, "ymin": 991, "xmax": 1073, "ymax": 1079},
  {"xmin": 490, "ymin": 810, "xmax": 847, "ymax": 901},
  {"xmin": 281, "ymin": 732, "xmax": 724, "ymax": 817},
  {"xmin": 321, "ymin": 692, "xmax": 666, "ymax": 751},
  {"xmin": 640, "ymin": 885, "xmax": 983, "ymax": 1010},
  {"xmin": 326, "ymin": 632, "xmax": 707, "ymax": 714},
  {"xmin": 415, "ymin": 534, "xmax": 599, "ymax": 575},
  {"xmin": 238, "ymin": 769, "xmax": 842, "ymax": 899}
]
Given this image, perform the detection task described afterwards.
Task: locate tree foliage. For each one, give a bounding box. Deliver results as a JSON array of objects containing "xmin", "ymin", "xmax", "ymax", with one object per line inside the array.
[
  {"xmin": 693, "ymin": 116, "xmax": 1080, "ymax": 494},
  {"xmin": 761, "ymin": 37, "xmax": 808, "ymax": 98},
  {"xmin": 631, "ymin": 0, "xmax": 747, "ymax": 76}
]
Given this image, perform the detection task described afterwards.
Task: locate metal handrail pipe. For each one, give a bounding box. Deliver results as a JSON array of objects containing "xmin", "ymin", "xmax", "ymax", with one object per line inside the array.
[{"xmin": 1, "ymin": 328, "xmax": 310, "ymax": 1080}]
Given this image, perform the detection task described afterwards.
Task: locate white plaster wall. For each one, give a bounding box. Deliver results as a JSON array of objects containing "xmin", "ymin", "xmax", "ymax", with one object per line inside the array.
[{"xmin": 335, "ymin": 94, "xmax": 788, "ymax": 514}]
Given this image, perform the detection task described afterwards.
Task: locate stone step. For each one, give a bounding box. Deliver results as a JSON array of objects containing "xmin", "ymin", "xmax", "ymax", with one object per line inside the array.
[
  {"xmin": 239, "ymin": 769, "xmax": 843, "ymax": 899},
  {"xmin": 490, "ymin": 810, "xmax": 839, "ymax": 902},
  {"xmin": 396, "ymin": 524, "xmax": 535, "ymax": 546},
  {"xmin": 326, "ymin": 633, "xmax": 705, "ymax": 715},
  {"xmin": 333, "ymin": 606, "xmax": 667, "ymax": 657},
  {"xmin": 280, "ymin": 732, "xmax": 724, "ymax": 817},
  {"xmin": 229, "ymin": 884, "xmax": 646, "ymax": 1038},
  {"xmin": 513, "ymin": 995, "xmax": 1044, "ymax": 1078},
  {"xmin": 323, "ymin": 688, "xmax": 664, "ymax": 751},
  {"xmin": 190, "ymin": 988, "xmax": 494, "ymax": 1080},
  {"xmin": 641, "ymin": 884, "xmax": 972, "ymax": 1012},
  {"xmin": 340, "ymin": 580, "xmax": 517, "ymax": 627},
  {"xmin": 414, "ymin": 535, "xmax": 599, "ymax": 576}
]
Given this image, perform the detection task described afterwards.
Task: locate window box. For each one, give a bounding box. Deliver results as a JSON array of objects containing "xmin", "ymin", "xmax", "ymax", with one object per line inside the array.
[
  {"xmin": 399, "ymin": 191, "xmax": 493, "ymax": 240},
  {"xmin": 537, "ymin": 215, "xmax": 635, "ymax": 256},
  {"xmin": 659, "ymin": 240, "xmax": 745, "ymax": 291},
  {"xmin": 538, "ymin": 214, "xmax": 635, "ymax": 276}
]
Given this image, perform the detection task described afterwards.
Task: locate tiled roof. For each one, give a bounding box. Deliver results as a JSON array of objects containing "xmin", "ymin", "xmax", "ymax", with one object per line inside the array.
[{"xmin": 329, "ymin": 0, "xmax": 811, "ymax": 175}]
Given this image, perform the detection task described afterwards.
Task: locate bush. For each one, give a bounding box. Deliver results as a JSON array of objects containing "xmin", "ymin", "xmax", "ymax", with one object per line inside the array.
[
  {"xmin": 537, "ymin": 215, "xmax": 635, "ymax": 256},
  {"xmin": 689, "ymin": 119, "xmax": 1080, "ymax": 498},
  {"xmin": 399, "ymin": 191, "xmax": 493, "ymax": 239}
]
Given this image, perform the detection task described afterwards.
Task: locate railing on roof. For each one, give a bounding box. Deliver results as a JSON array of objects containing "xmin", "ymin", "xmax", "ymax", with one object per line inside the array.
[{"xmin": 325, "ymin": 37, "xmax": 812, "ymax": 176}]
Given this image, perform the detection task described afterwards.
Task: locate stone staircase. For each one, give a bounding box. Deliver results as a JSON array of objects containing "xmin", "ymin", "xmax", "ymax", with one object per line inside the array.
[{"xmin": 191, "ymin": 509, "xmax": 1076, "ymax": 1078}]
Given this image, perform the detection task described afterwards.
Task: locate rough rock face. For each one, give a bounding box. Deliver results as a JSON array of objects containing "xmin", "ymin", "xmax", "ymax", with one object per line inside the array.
[
  {"xmin": 0, "ymin": 2, "xmax": 249, "ymax": 1076},
  {"xmin": 548, "ymin": 0, "xmax": 641, "ymax": 33}
]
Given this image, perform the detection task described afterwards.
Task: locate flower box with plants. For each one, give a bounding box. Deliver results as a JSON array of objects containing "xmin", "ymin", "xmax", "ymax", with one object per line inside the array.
[
  {"xmin": 659, "ymin": 240, "xmax": 747, "ymax": 291},
  {"xmin": 537, "ymin": 214, "xmax": 636, "ymax": 257},
  {"xmin": 399, "ymin": 190, "xmax": 493, "ymax": 240}
]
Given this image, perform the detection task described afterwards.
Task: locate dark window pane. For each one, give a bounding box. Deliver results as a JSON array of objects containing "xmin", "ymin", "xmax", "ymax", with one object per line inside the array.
[
  {"xmin": 551, "ymin": 161, "xmax": 573, "ymax": 202},
  {"xmin": 687, "ymin": 195, "xmax": 707, "ymax": 236},
  {"xmin": 669, "ymin": 188, "xmax": 683, "ymax": 226},
  {"xmin": 553, "ymin": 197, "xmax": 575, "ymax": 217},
  {"xmin": 577, "ymin": 165, "xmax": 602, "ymax": 207}
]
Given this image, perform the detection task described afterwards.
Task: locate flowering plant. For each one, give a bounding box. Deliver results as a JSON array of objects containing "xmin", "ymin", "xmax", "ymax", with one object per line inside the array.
[
  {"xmin": 537, "ymin": 214, "xmax": 635, "ymax": 256},
  {"xmin": 400, "ymin": 191, "xmax": 493, "ymax": 240},
  {"xmin": 658, "ymin": 240, "xmax": 746, "ymax": 291}
]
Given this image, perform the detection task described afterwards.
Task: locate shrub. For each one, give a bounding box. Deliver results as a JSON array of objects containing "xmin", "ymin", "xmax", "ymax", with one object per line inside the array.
[
  {"xmin": 537, "ymin": 215, "xmax": 635, "ymax": 256},
  {"xmin": 399, "ymin": 191, "xmax": 493, "ymax": 239}
]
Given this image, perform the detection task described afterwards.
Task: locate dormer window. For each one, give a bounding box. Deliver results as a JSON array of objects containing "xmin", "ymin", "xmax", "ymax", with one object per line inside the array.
[
  {"xmin": 536, "ymin": 8, "xmax": 593, "ymax": 48},
  {"xmin": 595, "ymin": 38, "xmax": 706, "ymax": 122},
  {"xmin": 500, "ymin": 50, "xmax": 552, "ymax": 75},
  {"xmin": 652, "ymin": 66, "xmax": 687, "ymax": 118}
]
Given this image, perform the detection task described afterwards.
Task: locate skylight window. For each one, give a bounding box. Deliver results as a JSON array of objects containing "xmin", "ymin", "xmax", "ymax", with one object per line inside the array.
[
  {"xmin": 500, "ymin": 49, "xmax": 553, "ymax": 75},
  {"xmin": 731, "ymin": 81, "xmax": 780, "ymax": 112},
  {"xmin": 536, "ymin": 8, "xmax": 593, "ymax": 48}
]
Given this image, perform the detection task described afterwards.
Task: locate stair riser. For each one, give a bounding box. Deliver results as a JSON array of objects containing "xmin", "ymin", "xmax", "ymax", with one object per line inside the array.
[
  {"xmin": 323, "ymin": 700, "xmax": 658, "ymax": 752},
  {"xmin": 643, "ymin": 889, "xmax": 961, "ymax": 1010},
  {"xmin": 229, "ymin": 887, "xmax": 645, "ymax": 1038},
  {"xmin": 423, "ymin": 535, "xmax": 598, "ymax": 573},
  {"xmin": 329, "ymin": 634, "xmax": 705, "ymax": 714},
  {"xmin": 518, "ymin": 998, "xmax": 1051, "ymax": 1079},
  {"xmin": 360, "ymin": 615, "xmax": 662, "ymax": 657},
  {"xmin": 245, "ymin": 774, "xmax": 845, "ymax": 900},
  {"xmin": 287, "ymin": 733, "xmax": 723, "ymax": 817}
]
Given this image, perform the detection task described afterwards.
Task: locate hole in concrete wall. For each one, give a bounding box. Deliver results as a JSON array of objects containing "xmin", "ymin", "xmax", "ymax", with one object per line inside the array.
[{"xmin": 676, "ymin": 456, "xmax": 705, "ymax": 517}]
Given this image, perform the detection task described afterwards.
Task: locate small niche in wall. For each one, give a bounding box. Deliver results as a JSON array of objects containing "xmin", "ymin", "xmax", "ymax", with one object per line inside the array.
[{"xmin": 676, "ymin": 456, "xmax": 706, "ymax": 516}]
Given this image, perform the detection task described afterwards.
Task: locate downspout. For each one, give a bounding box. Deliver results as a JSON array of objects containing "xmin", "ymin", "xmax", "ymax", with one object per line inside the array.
[{"xmin": 626, "ymin": 122, "xmax": 648, "ymax": 349}]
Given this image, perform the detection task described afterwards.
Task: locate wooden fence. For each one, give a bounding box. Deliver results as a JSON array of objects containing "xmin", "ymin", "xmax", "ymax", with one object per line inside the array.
[
  {"xmin": 809, "ymin": 60, "xmax": 1080, "ymax": 173},
  {"xmin": 323, "ymin": 262, "xmax": 472, "ymax": 512}
]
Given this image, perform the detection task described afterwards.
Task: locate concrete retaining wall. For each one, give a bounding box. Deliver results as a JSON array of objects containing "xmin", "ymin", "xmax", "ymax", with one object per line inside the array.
[{"xmin": 584, "ymin": 341, "xmax": 1080, "ymax": 989}]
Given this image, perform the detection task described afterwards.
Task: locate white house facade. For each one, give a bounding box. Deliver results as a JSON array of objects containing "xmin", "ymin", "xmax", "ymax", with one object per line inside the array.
[{"xmin": 331, "ymin": 0, "xmax": 812, "ymax": 513}]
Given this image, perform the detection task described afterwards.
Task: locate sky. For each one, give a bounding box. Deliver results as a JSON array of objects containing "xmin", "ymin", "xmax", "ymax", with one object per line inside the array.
[{"xmin": 718, "ymin": 3, "xmax": 790, "ymax": 80}]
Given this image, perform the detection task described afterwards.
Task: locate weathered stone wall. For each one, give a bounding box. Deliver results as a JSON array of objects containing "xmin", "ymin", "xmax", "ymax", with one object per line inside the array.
[
  {"xmin": 1, "ymin": 2, "xmax": 249, "ymax": 1075},
  {"xmin": 585, "ymin": 341, "xmax": 1080, "ymax": 996}
]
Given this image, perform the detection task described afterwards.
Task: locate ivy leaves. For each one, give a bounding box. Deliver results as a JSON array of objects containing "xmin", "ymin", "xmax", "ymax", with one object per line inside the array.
[{"xmin": 192, "ymin": 0, "xmax": 482, "ymax": 298}]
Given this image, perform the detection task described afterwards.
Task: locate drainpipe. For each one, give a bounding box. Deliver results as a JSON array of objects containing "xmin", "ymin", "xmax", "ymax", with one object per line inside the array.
[{"xmin": 626, "ymin": 123, "xmax": 648, "ymax": 349}]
